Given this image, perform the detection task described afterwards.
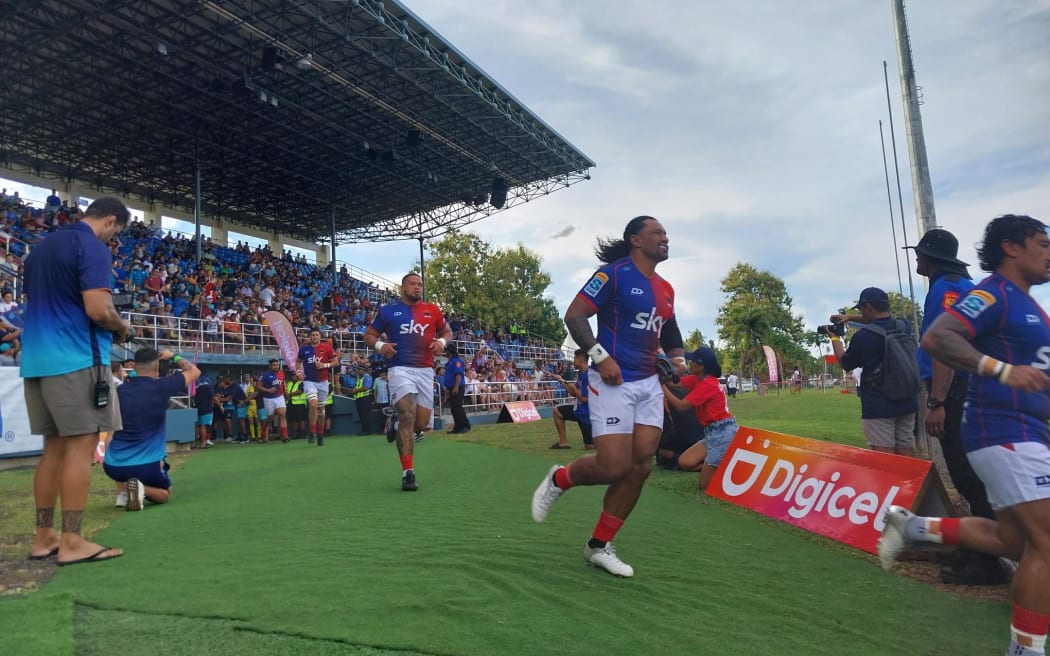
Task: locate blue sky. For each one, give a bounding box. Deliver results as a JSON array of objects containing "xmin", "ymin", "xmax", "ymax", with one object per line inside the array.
[{"xmin": 337, "ymin": 0, "xmax": 1050, "ymax": 346}]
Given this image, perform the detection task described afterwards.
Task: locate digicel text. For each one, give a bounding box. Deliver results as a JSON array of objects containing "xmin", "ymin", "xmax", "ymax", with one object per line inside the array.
[{"xmin": 719, "ymin": 438, "xmax": 900, "ymax": 532}]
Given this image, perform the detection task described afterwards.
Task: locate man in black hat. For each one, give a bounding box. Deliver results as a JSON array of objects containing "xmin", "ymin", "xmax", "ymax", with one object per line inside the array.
[
  {"xmin": 825, "ymin": 287, "xmax": 919, "ymax": 456},
  {"xmin": 904, "ymin": 228, "xmax": 1005, "ymax": 585}
]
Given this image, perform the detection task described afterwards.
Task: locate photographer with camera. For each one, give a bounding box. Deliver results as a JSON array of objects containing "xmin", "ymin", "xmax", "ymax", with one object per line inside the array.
[
  {"xmin": 824, "ymin": 287, "xmax": 919, "ymax": 456},
  {"xmin": 104, "ymin": 348, "xmax": 199, "ymax": 510}
]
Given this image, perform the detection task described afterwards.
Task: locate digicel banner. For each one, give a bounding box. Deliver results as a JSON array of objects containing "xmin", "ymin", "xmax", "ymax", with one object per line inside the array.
[{"xmin": 706, "ymin": 426, "xmax": 934, "ymax": 554}]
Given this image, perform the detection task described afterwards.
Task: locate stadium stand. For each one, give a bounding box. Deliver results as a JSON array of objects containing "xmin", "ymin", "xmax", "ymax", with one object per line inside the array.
[{"xmin": 0, "ymin": 190, "xmax": 573, "ymax": 409}]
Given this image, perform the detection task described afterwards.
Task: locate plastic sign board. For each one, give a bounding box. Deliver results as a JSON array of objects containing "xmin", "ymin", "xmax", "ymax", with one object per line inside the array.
[
  {"xmin": 706, "ymin": 426, "xmax": 935, "ymax": 554},
  {"xmin": 497, "ymin": 401, "xmax": 542, "ymax": 424}
]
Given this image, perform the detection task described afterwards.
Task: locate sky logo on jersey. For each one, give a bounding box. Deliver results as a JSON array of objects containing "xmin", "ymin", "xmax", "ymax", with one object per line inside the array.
[
  {"xmin": 583, "ymin": 272, "xmax": 609, "ymax": 298},
  {"xmin": 956, "ymin": 290, "xmax": 996, "ymax": 319},
  {"xmin": 399, "ymin": 320, "xmax": 429, "ymax": 336},
  {"xmin": 630, "ymin": 307, "xmax": 665, "ymax": 333}
]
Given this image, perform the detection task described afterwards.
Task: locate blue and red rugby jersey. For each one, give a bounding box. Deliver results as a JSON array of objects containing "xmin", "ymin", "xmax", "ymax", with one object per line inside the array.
[
  {"xmin": 370, "ymin": 300, "xmax": 446, "ymax": 369},
  {"xmin": 946, "ymin": 273, "xmax": 1050, "ymax": 451},
  {"xmin": 298, "ymin": 342, "xmax": 337, "ymax": 383},
  {"xmin": 576, "ymin": 256, "xmax": 676, "ymax": 382}
]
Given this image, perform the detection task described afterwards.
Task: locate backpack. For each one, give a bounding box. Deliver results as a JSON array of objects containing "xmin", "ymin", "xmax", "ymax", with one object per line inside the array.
[{"xmin": 860, "ymin": 319, "xmax": 920, "ymax": 402}]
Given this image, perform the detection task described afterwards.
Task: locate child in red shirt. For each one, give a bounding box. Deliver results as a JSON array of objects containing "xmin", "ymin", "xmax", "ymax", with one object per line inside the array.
[{"xmin": 661, "ymin": 347, "xmax": 739, "ymax": 490}]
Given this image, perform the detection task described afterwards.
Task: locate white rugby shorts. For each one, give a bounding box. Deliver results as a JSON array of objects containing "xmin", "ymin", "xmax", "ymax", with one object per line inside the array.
[
  {"xmin": 967, "ymin": 441, "xmax": 1050, "ymax": 511},
  {"xmin": 587, "ymin": 373, "xmax": 663, "ymax": 438},
  {"xmin": 263, "ymin": 396, "xmax": 286, "ymax": 415},
  {"xmin": 303, "ymin": 380, "xmax": 329, "ymax": 403},
  {"xmin": 389, "ymin": 366, "xmax": 435, "ymax": 410}
]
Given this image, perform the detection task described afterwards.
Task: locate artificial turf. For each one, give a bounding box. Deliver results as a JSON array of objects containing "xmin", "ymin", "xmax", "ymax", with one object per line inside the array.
[{"xmin": 1, "ymin": 417, "xmax": 1008, "ymax": 655}]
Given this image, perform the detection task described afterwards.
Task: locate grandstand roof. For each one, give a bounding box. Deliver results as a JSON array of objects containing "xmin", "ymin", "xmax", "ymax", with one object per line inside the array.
[{"xmin": 0, "ymin": 0, "xmax": 594, "ymax": 243}]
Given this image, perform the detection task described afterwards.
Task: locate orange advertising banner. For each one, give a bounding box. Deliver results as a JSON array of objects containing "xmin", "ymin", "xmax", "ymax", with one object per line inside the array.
[{"xmin": 706, "ymin": 426, "xmax": 934, "ymax": 554}]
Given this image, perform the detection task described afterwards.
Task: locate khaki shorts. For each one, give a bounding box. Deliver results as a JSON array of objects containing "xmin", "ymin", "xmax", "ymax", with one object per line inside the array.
[
  {"xmin": 24, "ymin": 366, "xmax": 122, "ymax": 436},
  {"xmin": 861, "ymin": 414, "xmax": 916, "ymax": 450}
]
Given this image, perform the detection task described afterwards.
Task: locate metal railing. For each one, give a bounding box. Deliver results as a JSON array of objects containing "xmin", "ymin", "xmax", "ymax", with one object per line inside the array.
[{"xmin": 121, "ymin": 311, "xmax": 572, "ymax": 365}]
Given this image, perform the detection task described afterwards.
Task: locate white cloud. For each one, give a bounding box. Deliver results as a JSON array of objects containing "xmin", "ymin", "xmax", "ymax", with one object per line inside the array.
[{"xmin": 341, "ymin": 0, "xmax": 1050, "ymax": 344}]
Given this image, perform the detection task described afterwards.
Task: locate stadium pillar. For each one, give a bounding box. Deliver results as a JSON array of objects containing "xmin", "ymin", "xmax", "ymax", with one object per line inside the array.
[
  {"xmin": 194, "ymin": 161, "xmax": 202, "ymax": 264},
  {"xmin": 418, "ymin": 235, "xmax": 426, "ymax": 302},
  {"xmin": 330, "ymin": 205, "xmax": 338, "ymax": 289}
]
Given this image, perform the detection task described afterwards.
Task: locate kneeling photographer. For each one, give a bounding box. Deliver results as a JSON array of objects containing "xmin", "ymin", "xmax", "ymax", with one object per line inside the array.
[
  {"xmin": 824, "ymin": 287, "xmax": 919, "ymax": 456},
  {"xmin": 104, "ymin": 348, "xmax": 200, "ymax": 510}
]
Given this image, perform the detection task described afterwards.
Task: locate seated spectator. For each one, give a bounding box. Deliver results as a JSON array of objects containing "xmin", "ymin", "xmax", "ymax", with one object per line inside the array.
[
  {"xmin": 0, "ymin": 315, "xmax": 21, "ymax": 364},
  {"xmin": 0, "ymin": 289, "xmax": 18, "ymax": 314},
  {"xmin": 222, "ymin": 310, "xmax": 245, "ymax": 351},
  {"xmin": 103, "ymin": 348, "xmax": 201, "ymax": 510}
]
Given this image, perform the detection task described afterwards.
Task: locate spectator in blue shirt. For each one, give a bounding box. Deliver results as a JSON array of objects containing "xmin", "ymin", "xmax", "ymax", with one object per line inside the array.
[
  {"xmin": 22, "ymin": 197, "xmax": 131, "ymax": 566},
  {"xmin": 104, "ymin": 348, "xmax": 200, "ymax": 510},
  {"xmin": 443, "ymin": 343, "xmax": 470, "ymax": 434}
]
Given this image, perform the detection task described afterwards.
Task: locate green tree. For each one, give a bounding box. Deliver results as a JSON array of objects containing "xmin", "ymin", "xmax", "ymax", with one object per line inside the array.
[
  {"xmin": 423, "ymin": 231, "xmax": 566, "ymax": 344},
  {"xmin": 684, "ymin": 328, "xmax": 709, "ymax": 351},
  {"xmin": 716, "ymin": 263, "xmax": 812, "ymax": 377}
]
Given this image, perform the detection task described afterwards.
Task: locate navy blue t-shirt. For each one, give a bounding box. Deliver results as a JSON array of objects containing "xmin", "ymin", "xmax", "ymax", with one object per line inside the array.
[
  {"xmin": 839, "ymin": 316, "xmax": 919, "ymax": 419},
  {"xmin": 195, "ymin": 380, "xmax": 214, "ymax": 416},
  {"xmin": 443, "ymin": 356, "xmax": 466, "ymax": 389},
  {"xmin": 106, "ymin": 373, "xmax": 187, "ymax": 466},
  {"xmin": 918, "ymin": 273, "xmax": 975, "ymax": 381}
]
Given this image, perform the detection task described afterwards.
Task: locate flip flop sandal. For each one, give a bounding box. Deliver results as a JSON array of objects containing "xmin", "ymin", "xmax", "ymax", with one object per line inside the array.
[
  {"xmin": 57, "ymin": 546, "xmax": 123, "ymax": 567},
  {"xmin": 28, "ymin": 546, "xmax": 59, "ymax": 561}
]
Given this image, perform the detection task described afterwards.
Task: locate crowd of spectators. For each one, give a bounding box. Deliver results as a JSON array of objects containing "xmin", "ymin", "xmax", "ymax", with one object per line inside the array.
[{"xmin": 0, "ymin": 189, "xmax": 570, "ymax": 382}]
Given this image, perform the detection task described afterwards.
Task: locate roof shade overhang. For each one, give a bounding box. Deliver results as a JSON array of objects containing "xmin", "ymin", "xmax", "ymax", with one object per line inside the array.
[{"xmin": 0, "ymin": 0, "xmax": 594, "ymax": 243}]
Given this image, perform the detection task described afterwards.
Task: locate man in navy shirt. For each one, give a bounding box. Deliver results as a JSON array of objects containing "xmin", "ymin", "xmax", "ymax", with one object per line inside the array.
[
  {"xmin": 531, "ymin": 216, "xmax": 685, "ymax": 578},
  {"xmin": 906, "ymin": 228, "xmax": 1003, "ymax": 585},
  {"xmin": 880, "ymin": 215, "xmax": 1050, "ymax": 656},
  {"xmin": 827, "ymin": 287, "xmax": 918, "ymax": 456},
  {"xmin": 104, "ymin": 348, "xmax": 200, "ymax": 510},
  {"xmin": 194, "ymin": 374, "xmax": 215, "ymax": 450},
  {"xmin": 549, "ymin": 349, "xmax": 593, "ymax": 450},
  {"xmin": 22, "ymin": 197, "xmax": 131, "ymax": 566},
  {"xmin": 442, "ymin": 342, "xmax": 470, "ymax": 434}
]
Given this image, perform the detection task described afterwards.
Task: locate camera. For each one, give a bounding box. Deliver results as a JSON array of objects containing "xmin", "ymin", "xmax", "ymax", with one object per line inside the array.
[
  {"xmin": 656, "ymin": 358, "xmax": 679, "ymax": 384},
  {"xmin": 819, "ymin": 323, "xmax": 846, "ymax": 337}
]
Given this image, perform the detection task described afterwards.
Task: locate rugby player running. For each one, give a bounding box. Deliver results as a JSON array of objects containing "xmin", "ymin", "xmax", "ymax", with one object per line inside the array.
[
  {"xmin": 878, "ymin": 215, "xmax": 1050, "ymax": 656},
  {"xmin": 365, "ymin": 273, "xmax": 451, "ymax": 492},
  {"xmin": 297, "ymin": 329, "xmax": 339, "ymax": 446},
  {"xmin": 531, "ymin": 216, "xmax": 685, "ymax": 577}
]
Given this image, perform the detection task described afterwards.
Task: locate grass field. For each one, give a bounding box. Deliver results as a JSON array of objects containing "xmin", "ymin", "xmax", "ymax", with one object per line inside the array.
[{"xmin": 0, "ymin": 391, "xmax": 1009, "ymax": 655}]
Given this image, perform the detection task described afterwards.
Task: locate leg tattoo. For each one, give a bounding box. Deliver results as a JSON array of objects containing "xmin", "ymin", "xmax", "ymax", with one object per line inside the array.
[
  {"xmin": 61, "ymin": 510, "xmax": 84, "ymax": 534},
  {"xmin": 36, "ymin": 507, "xmax": 55, "ymax": 529}
]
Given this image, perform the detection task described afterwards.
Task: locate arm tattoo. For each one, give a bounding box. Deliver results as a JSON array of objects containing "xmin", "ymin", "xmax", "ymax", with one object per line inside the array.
[
  {"xmin": 36, "ymin": 507, "xmax": 54, "ymax": 529},
  {"xmin": 565, "ymin": 316, "xmax": 597, "ymax": 351},
  {"xmin": 923, "ymin": 315, "xmax": 981, "ymax": 374},
  {"xmin": 61, "ymin": 510, "xmax": 84, "ymax": 534}
]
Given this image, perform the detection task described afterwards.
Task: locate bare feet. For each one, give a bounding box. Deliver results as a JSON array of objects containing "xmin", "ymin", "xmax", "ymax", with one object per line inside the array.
[
  {"xmin": 57, "ymin": 537, "xmax": 123, "ymax": 564},
  {"xmin": 30, "ymin": 530, "xmax": 60, "ymax": 559}
]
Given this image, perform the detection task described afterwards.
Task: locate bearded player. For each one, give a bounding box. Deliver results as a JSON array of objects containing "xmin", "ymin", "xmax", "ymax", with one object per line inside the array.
[
  {"xmin": 364, "ymin": 272, "xmax": 451, "ymax": 492},
  {"xmin": 531, "ymin": 216, "xmax": 684, "ymax": 577},
  {"xmin": 297, "ymin": 328, "xmax": 339, "ymax": 446}
]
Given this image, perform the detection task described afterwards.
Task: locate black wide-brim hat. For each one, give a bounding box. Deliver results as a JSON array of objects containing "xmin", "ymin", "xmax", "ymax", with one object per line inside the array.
[{"xmin": 902, "ymin": 228, "xmax": 969, "ymax": 267}]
